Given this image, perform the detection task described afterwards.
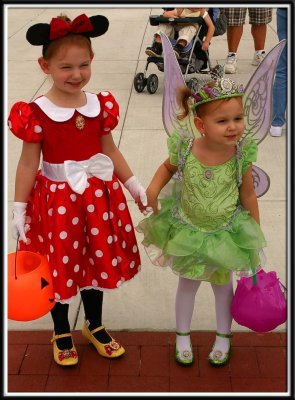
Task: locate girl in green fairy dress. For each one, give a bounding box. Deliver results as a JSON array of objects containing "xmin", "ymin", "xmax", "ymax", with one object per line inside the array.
[{"xmin": 137, "ymin": 77, "xmax": 267, "ymax": 367}]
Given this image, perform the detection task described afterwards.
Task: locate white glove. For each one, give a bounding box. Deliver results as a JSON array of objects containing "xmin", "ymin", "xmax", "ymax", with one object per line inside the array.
[
  {"xmin": 124, "ymin": 176, "xmax": 147, "ymax": 206},
  {"xmin": 12, "ymin": 202, "xmax": 29, "ymax": 243}
]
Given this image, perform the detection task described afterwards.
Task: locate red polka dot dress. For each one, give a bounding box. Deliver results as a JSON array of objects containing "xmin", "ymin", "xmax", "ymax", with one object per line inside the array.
[{"xmin": 8, "ymin": 91, "xmax": 141, "ymax": 303}]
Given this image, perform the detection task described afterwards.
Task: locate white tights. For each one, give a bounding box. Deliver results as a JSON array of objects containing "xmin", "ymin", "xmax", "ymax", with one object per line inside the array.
[{"xmin": 175, "ymin": 275, "xmax": 233, "ymax": 354}]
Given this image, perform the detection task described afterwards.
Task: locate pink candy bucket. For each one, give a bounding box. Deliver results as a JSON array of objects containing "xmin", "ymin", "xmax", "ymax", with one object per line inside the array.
[{"xmin": 231, "ymin": 269, "xmax": 287, "ymax": 332}]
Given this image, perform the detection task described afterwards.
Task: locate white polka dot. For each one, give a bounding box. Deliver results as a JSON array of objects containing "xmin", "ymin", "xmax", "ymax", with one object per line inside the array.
[
  {"xmin": 103, "ymin": 212, "xmax": 109, "ymax": 221},
  {"xmin": 117, "ymin": 256, "xmax": 122, "ymax": 263},
  {"xmin": 63, "ymin": 256, "xmax": 69, "ymax": 264},
  {"xmin": 82, "ymin": 247, "xmax": 87, "ymax": 255},
  {"xmin": 95, "ymin": 250, "xmax": 103, "ymax": 257},
  {"xmin": 67, "ymin": 279, "xmax": 73, "ymax": 287},
  {"xmin": 60, "ymin": 231, "xmax": 67, "ymax": 240},
  {"xmin": 70, "ymin": 194, "xmax": 77, "ymax": 202},
  {"xmin": 55, "ymin": 293, "xmax": 61, "ymax": 300},
  {"xmin": 47, "ymin": 255, "xmax": 50, "ymax": 262},
  {"xmin": 58, "ymin": 206, "xmax": 66, "ymax": 215},
  {"xmin": 118, "ymin": 219, "xmax": 122, "ymax": 227},
  {"xmin": 112, "ymin": 258, "xmax": 118, "ymax": 267},
  {"xmin": 48, "ymin": 208, "xmax": 53, "ymax": 216},
  {"xmin": 74, "ymin": 264, "xmax": 80, "ymax": 273},
  {"xmin": 91, "ymin": 227, "xmax": 99, "ymax": 235},
  {"xmin": 87, "ymin": 204, "xmax": 95, "ymax": 212},
  {"xmin": 122, "ymin": 241, "xmax": 126, "ymax": 249},
  {"xmin": 92, "ymin": 279, "xmax": 98, "ymax": 287},
  {"xmin": 118, "ymin": 203, "xmax": 126, "ymax": 211},
  {"xmin": 107, "ymin": 235, "xmax": 113, "ymax": 244},
  {"xmin": 89, "ymin": 257, "xmax": 94, "ymax": 266},
  {"xmin": 34, "ymin": 125, "xmax": 42, "ymax": 133},
  {"xmin": 101, "ymin": 91, "xmax": 109, "ymax": 96},
  {"xmin": 103, "ymin": 110, "xmax": 108, "ymax": 118},
  {"xmin": 104, "ymin": 127, "xmax": 111, "ymax": 132},
  {"xmin": 83, "ymin": 270, "xmax": 86, "ymax": 277},
  {"xmin": 58, "ymin": 183, "xmax": 65, "ymax": 189},
  {"xmin": 53, "ymin": 269, "xmax": 58, "ymax": 277},
  {"xmin": 38, "ymin": 235, "xmax": 44, "ymax": 243},
  {"xmin": 46, "ymin": 195, "xmax": 49, "ymax": 202},
  {"xmin": 95, "ymin": 189, "xmax": 103, "ymax": 197},
  {"xmin": 116, "ymin": 280, "xmax": 122, "ymax": 287},
  {"xmin": 25, "ymin": 216, "xmax": 32, "ymax": 224},
  {"xmin": 130, "ymin": 261, "xmax": 135, "ymax": 269},
  {"xmin": 101, "ymin": 272, "xmax": 108, "ymax": 279},
  {"xmin": 50, "ymin": 184, "xmax": 57, "ymax": 192},
  {"xmin": 26, "ymin": 238, "xmax": 31, "ymax": 245},
  {"xmin": 38, "ymin": 215, "xmax": 42, "ymax": 222},
  {"xmin": 72, "ymin": 217, "xmax": 79, "ymax": 225},
  {"xmin": 105, "ymin": 101, "xmax": 114, "ymax": 109},
  {"xmin": 50, "ymin": 245, "xmax": 54, "ymax": 253},
  {"xmin": 73, "ymin": 241, "xmax": 79, "ymax": 249},
  {"xmin": 109, "ymin": 211, "xmax": 114, "ymax": 219},
  {"xmin": 8, "ymin": 120, "xmax": 12, "ymax": 129},
  {"xmin": 132, "ymin": 245, "xmax": 138, "ymax": 253},
  {"xmin": 48, "ymin": 232, "xmax": 52, "ymax": 239},
  {"xmin": 113, "ymin": 235, "xmax": 118, "ymax": 242},
  {"xmin": 125, "ymin": 224, "xmax": 132, "ymax": 232},
  {"xmin": 113, "ymin": 182, "xmax": 119, "ymax": 190},
  {"xmin": 86, "ymin": 236, "xmax": 90, "ymax": 243}
]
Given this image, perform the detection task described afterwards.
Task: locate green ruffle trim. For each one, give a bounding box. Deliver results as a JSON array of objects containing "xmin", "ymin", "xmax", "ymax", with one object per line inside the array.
[{"xmin": 137, "ymin": 196, "xmax": 266, "ymax": 285}]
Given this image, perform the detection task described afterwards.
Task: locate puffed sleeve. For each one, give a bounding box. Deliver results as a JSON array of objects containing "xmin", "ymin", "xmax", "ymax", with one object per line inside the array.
[
  {"xmin": 7, "ymin": 101, "xmax": 43, "ymax": 143},
  {"xmin": 98, "ymin": 91, "xmax": 120, "ymax": 134},
  {"xmin": 241, "ymin": 138, "xmax": 258, "ymax": 175},
  {"xmin": 167, "ymin": 130, "xmax": 189, "ymax": 166}
]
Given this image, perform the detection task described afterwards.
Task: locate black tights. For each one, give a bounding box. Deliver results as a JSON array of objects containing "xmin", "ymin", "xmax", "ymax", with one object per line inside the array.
[{"xmin": 51, "ymin": 289, "xmax": 111, "ymax": 350}]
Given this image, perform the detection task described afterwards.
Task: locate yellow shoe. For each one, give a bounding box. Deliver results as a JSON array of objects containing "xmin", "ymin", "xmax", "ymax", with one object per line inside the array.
[
  {"xmin": 51, "ymin": 333, "xmax": 78, "ymax": 367},
  {"xmin": 82, "ymin": 322, "xmax": 125, "ymax": 358}
]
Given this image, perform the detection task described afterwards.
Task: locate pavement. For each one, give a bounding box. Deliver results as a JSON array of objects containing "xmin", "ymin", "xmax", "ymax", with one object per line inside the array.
[{"xmin": 5, "ymin": 6, "xmax": 288, "ymax": 395}]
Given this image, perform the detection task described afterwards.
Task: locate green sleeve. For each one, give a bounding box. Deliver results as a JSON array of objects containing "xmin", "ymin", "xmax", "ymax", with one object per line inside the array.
[{"xmin": 241, "ymin": 138, "xmax": 258, "ymax": 175}]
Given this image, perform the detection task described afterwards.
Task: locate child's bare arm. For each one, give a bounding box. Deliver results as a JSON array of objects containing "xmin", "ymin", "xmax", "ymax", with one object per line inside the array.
[
  {"xmin": 201, "ymin": 10, "xmax": 215, "ymax": 50},
  {"xmin": 239, "ymin": 165, "xmax": 260, "ymax": 224}
]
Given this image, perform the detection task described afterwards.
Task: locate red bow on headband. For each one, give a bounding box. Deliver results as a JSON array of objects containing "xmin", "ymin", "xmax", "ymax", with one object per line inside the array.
[{"xmin": 49, "ymin": 14, "xmax": 94, "ymax": 41}]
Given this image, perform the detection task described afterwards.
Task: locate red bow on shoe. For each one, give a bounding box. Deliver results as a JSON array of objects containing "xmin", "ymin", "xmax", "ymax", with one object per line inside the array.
[
  {"xmin": 58, "ymin": 349, "xmax": 78, "ymax": 361},
  {"xmin": 49, "ymin": 14, "xmax": 93, "ymax": 40}
]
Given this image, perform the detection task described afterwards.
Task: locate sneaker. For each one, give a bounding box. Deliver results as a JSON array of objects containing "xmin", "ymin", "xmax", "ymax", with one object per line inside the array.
[
  {"xmin": 224, "ymin": 53, "xmax": 237, "ymax": 74},
  {"xmin": 251, "ymin": 51, "xmax": 266, "ymax": 66},
  {"xmin": 270, "ymin": 125, "xmax": 283, "ymax": 137},
  {"xmin": 145, "ymin": 42, "xmax": 162, "ymax": 57},
  {"xmin": 173, "ymin": 43, "xmax": 185, "ymax": 59}
]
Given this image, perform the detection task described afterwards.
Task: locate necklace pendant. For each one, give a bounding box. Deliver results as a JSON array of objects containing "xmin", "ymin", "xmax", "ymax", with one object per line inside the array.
[
  {"xmin": 75, "ymin": 115, "xmax": 85, "ymax": 130},
  {"xmin": 204, "ymin": 169, "xmax": 213, "ymax": 180}
]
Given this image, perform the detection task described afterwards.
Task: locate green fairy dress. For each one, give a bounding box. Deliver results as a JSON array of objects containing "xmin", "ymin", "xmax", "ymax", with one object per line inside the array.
[{"xmin": 137, "ymin": 131, "xmax": 267, "ymax": 285}]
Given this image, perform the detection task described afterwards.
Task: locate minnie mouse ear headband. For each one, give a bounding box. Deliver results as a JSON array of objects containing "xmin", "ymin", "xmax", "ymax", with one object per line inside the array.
[
  {"xmin": 26, "ymin": 13, "xmax": 109, "ymax": 55},
  {"xmin": 191, "ymin": 78, "xmax": 245, "ymax": 110}
]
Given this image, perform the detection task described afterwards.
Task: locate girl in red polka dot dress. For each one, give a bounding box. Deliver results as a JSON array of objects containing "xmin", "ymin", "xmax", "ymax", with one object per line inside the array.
[{"xmin": 8, "ymin": 13, "xmax": 147, "ymax": 367}]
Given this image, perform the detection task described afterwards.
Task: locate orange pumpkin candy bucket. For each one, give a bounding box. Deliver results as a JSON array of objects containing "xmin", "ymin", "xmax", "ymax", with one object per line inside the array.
[{"xmin": 8, "ymin": 249, "xmax": 55, "ymax": 321}]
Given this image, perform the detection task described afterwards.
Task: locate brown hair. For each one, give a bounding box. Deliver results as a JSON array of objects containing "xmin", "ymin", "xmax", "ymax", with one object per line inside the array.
[{"xmin": 43, "ymin": 14, "xmax": 94, "ymax": 60}]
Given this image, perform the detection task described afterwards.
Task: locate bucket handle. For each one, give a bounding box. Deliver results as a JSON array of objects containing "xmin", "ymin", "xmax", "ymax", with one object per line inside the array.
[{"xmin": 14, "ymin": 234, "xmax": 28, "ymax": 280}]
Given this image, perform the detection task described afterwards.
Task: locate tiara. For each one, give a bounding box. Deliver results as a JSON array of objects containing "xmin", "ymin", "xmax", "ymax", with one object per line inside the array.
[{"xmin": 191, "ymin": 78, "xmax": 245, "ymax": 110}]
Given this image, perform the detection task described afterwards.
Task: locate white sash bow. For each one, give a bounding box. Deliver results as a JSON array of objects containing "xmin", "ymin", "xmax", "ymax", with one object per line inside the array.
[{"xmin": 64, "ymin": 153, "xmax": 114, "ymax": 194}]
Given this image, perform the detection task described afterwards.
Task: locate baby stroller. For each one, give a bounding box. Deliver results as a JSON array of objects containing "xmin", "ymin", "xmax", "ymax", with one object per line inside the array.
[{"xmin": 133, "ymin": 9, "xmax": 226, "ymax": 94}]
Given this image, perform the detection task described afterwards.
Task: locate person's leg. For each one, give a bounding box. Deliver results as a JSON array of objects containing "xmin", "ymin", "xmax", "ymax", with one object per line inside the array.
[
  {"xmin": 251, "ymin": 24, "xmax": 267, "ymax": 50},
  {"xmin": 224, "ymin": 8, "xmax": 246, "ymax": 73},
  {"xmin": 249, "ymin": 8, "xmax": 273, "ymax": 65},
  {"xmin": 80, "ymin": 288, "xmax": 112, "ymax": 343},
  {"xmin": 210, "ymin": 274, "xmax": 233, "ymax": 358},
  {"xmin": 50, "ymin": 302, "xmax": 72, "ymax": 349},
  {"xmin": 271, "ymin": 9, "xmax": 287, "ymax": 133},
  {"xmin": 175, "ymin": 277, "xmax": 202, "ymax": 354}
]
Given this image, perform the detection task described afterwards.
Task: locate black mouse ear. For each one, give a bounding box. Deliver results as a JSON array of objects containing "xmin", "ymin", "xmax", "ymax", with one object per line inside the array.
[
  {"xmin": 87, "ymin": 15, "xmax": 109, "ymax": 38},
  {"xmin": 26, "ymin": 23, "xmax": 50, "ymax": 46}
]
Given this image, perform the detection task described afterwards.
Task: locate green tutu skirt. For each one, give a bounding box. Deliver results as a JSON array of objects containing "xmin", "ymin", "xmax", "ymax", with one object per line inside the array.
[{"xmin": 137, "ymin": 197, "xmax": 267, "ymax": 285}]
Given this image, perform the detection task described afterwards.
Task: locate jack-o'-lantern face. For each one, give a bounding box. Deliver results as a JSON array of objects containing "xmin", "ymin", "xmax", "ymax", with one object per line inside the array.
[{"xmin": 8, "ymin": 251, "xmax": 55, "ymax": 321}]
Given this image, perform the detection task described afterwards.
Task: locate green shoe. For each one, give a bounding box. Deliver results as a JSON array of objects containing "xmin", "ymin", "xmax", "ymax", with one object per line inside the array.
[
  {"xmin": 208, "ymin": 332, "xmax": 233, "ymax": 367},
  {"xmin": 174, "ymin": 331, "xmax": 194, "ymax": 366}
]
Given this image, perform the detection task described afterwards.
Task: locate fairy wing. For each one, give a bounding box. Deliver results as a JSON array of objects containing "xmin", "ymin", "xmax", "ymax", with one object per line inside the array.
[
  {"xmin": 160, "ymin": 32, "xmax": 198, "ymax": 138},
  {"xmin": 252, "ymin": 165, "xmax": 270, "ymax": 198},
  {"xmin": 242, "ymin": 39, "xmax": 286, "ymax": 145}
]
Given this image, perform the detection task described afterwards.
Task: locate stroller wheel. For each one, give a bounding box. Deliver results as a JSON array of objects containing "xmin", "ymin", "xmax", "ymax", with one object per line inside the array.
[
  {"xmin": 147, "ymin": 74, "xmax": 159, "ymax": 94},
  {"xmin": 134, "ymin": 73, "xmax": 146, "ymax": 93},
  {"xmin": 187, "ymin": 78, "xmax": 199, "ymax": 93}
]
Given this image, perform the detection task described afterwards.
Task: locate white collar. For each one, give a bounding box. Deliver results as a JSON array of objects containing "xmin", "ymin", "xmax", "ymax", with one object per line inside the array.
[{"xmin": 34, "ymin": 92, "xmax": 100, "ymax": 122}]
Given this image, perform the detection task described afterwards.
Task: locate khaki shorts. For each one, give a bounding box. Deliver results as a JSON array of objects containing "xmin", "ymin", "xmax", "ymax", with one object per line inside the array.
[{"xmin": 225, "ymin": 8, "xmax": 273, "ymax": 26}]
